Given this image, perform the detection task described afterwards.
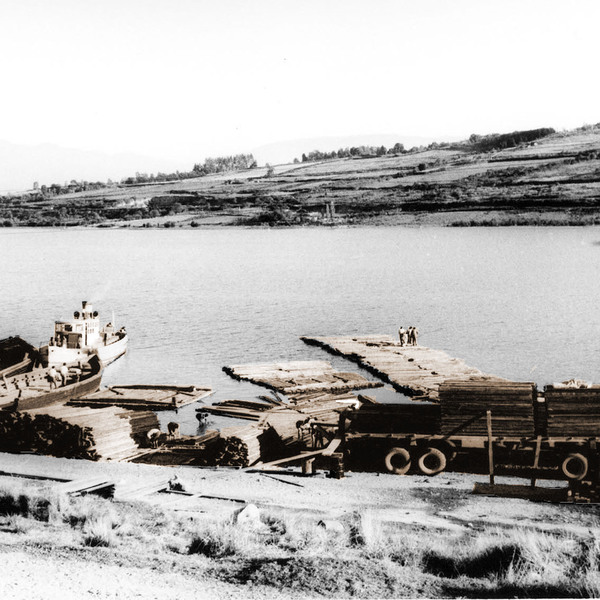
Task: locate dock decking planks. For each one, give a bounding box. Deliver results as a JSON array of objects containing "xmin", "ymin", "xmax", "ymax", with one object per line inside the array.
[{"xmin": 301, "ymin": 335, "xmax": 509, "ymax": 400}]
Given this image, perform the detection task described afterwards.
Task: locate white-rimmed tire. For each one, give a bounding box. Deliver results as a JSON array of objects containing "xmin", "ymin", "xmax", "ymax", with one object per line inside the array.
[
  {"xmin": 417, "ymin": 447, "xmax": 447, "ymax": 476},
  {"xmin": 384, "ymin": 447, "xmax": 412, "ymax": 475},
  {"xmin": 561, "ymin": 453, "xmax": 588, "ymax": 480}
]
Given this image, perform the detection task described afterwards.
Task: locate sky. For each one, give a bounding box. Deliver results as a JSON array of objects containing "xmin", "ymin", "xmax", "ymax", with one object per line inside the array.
[{"xmin": 1, "ymin": 0, "xmax": 599, "ymax": 188}]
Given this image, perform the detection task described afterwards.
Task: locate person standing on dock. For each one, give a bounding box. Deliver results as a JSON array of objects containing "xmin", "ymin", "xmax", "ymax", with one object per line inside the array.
[
  {"xmin": 408, "ymin": 326, "xmax": 417, "ymax": 346},
  {"xmin": 47, "ymin": 366, "xmax": 59, "ymax": 389},
  {"xmin": 398, "ymin": 326, "xmax": 406, "ymax": 346},
  {"xmin": 60, "ymin": 363, "xmax": 69, "ymax": 386},
  {"xmin": 412, "ymin": 326, "xmax": 419, "ymax": 346}
]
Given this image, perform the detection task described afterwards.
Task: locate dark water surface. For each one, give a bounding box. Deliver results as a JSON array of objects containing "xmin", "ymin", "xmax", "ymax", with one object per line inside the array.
[{"xmin": 2, "ymin": 227, "xmax": 599, "ymax": 433}]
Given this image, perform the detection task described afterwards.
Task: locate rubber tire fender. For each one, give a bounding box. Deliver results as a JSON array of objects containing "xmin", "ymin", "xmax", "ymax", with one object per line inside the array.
[
  {"xmin": 561, "ymin": 453, "xmax": 588, "ymax": 480},
  {"xmin": 417, "ymin": 447, "xmax": 447, "ymax": 476},
  {"xmin": 384, "ymin": 447, "xmax": 411, "ymax": 475}
]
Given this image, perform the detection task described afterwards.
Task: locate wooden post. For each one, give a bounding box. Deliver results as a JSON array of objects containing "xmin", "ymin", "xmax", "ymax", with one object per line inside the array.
[
  {"xmin": 486, "ymin": 410, "xmax": 494, "ymax": 485},
  {"xmin": 302, "ymin": 457, "xmax": 315, "ymax": 475},
  {"xmin": 530, "ymin": 435, "xmax": 542, "ymax": 488}
]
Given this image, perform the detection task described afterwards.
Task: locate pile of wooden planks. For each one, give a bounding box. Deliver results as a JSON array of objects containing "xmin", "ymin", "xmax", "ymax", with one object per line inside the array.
[
  {"xmin": 72, "ymin": 385, "xmax": 213, "ymax": 410},
  {"xmin": 301, "ymin": 335, "xmax": 509, "ymax": 400},
  {"xmin": 439, "ymin": 380, "xmax": 537, "ymax": 436},
  {"xmin": 20, "ymin": 404, "xmax": 159, "ymax": 461},
  {"xmin": 222, "ymin": 360, "xmax": 382, "ymax": 395},
  {"xmin": 544, "ymin": 384, "xmax": 600, "ymax": 436},
  {"xmin": 347, "ymin": 403, "xmax": 441, "ymax": 435}
]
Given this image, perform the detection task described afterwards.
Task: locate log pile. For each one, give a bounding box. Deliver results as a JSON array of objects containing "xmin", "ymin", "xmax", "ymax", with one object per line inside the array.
[
  {"xmin": 544, "ymin": 384, "xmax": 600, "ymax": 436},
  {"xmin": 223, "ymin": 361, "xmax": 382, "ymax": 395},
  {"xmin": 211, "ymin": 424, "xmax": 262, "ymax": 467},
  {"xmin": 347, "ymin": 403, "xmax": 441, "ymax": 435},
  {"xmin": 2, "ymin": 404, "xmax": 160, "ymax": 461},
  {"xmin": 301, "ymin": 335, "xmax": 509, "ymax": 400},
  {"xmin": 439, "ymin": 380, "xmax": 537, "ymax": 436}
]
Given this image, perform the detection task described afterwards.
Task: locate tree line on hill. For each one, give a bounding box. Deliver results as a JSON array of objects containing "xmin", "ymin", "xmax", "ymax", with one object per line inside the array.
[
  {"xmin": 29, "ymin": 153, "xmax": 259, "ymax": 195},
  {"xmin": 297, "ymin": 141, "xmax": 462, "ymax": 163},
  {"xmin": 468, "ymin": 128, "xmax": 556, "ymax": 152}
]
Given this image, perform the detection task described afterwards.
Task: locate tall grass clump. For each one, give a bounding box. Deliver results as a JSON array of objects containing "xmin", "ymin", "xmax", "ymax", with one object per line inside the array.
[
  {"xmin": 0, "ymin": 484, "xmax": 51, "ymax": 521},
  {"xmin": 188, "ymin": 520, "xmax": 256, "ymax": 558}
]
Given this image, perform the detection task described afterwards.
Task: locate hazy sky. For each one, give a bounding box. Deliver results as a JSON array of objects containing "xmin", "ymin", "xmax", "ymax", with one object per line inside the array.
[{"xmin": 1, "ymin": 0, "xmax": 599, "ymax": 166}]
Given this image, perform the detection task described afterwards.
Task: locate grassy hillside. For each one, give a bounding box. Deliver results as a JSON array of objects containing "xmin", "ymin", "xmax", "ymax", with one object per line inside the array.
[{"xmin": 3, "ymin": 126, "xmax": 600, "ymax": 227}]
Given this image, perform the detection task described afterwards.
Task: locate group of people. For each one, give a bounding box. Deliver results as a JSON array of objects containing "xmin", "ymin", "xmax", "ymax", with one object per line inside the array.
[
  {"xmin": 398, "ymin": 326, "xmax": 419, "ymax": 347},
  {"xmin": 47, "ymin": 363, "xmax": 70, "ymax": 389}
]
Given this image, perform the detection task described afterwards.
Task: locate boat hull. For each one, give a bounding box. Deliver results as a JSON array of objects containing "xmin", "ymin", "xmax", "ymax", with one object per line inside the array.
[
  {"xmin": 41, "ymin": 334, "xmax": 128, "ymax": 368},
  {"xmin": 0, "ymin": 356, "xmax": 103, "ymax": 411}
]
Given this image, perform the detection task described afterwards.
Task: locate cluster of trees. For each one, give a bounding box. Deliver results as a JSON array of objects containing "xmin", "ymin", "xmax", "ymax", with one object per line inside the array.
[
  {"xmin": 299, "ymin": 143, "xmax": 406, "ymax": 163},
  {"xmin": 41, "ymin": 180, "xmax": 108, "ymax": 196},
  {"xmin": 469, "ymin": 128, "xmax": 556, "ymax": 152},
  {"xmin": 192, "ymin": 153, "xmax": 257, "ymax": 175},
  {"xmin": 121, "ymin": 171, "xmax": 198, "ymax": 185}
]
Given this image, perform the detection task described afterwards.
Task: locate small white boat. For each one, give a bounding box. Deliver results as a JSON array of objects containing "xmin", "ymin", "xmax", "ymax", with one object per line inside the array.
[{"xmin": 40, "ymin": 301, "xmax": 128, "ymax": 367}]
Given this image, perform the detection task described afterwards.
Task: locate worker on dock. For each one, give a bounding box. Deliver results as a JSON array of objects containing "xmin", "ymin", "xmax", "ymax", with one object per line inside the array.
[
  {"xmin": 47, "ymin": 366, "xmax": 59, "ymax": 389},
  {"xmin": 398, "ymin": 326, "xmax": 407, "ymax": 346},
  {"xmin": 60, "ymin": 363, "xmax": 69, "ymax": 386},
  {"xmin": 411, "ymin": 326, "xmax": 419, "ymax": 346}
]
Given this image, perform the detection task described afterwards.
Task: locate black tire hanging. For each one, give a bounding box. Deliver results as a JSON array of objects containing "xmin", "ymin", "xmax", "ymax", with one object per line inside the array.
[
  {"xmin": 417, "ymin": 447, "xmax": 447, "ymax": 476},
  {"xmin": 561, "ymin": 453, "xmax": 588, "ymax": 480},
  {"xmin": 384, "ymin": 447, "xmax": 411, "ymax": 475}
]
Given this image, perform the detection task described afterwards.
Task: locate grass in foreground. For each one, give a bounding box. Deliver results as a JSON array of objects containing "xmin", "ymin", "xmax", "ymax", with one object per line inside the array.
[{"xmin": 0, "ymin": 480, "xmax": 599, "ymax": 598}]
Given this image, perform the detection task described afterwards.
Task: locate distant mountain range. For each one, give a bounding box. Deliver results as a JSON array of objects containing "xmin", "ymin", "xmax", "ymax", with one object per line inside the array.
[
  {"xmin": 251, "ymin": 134, "xmax": 461, "ymax": 165},
  {"xmin": 0, "ymin": 140, "xmax": 186, "ymax": 193}
]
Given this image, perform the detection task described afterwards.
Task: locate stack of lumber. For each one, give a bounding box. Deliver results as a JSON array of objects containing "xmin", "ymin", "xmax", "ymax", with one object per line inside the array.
[
  {"xmin": 222, "ymin": 360, "xmax": 382, "ymax": 395},
  {"xmin": 301, "ymin": 335, "xmax": 509, "ymax": 400},
  {"xmin": 72, "ymin": 385, "xmax": 213, "ymax": 410},
  {"xmin": 348, "ymin": 403, "xmax": 441, "ymax": 435},
  {"xmin": 215, "ymin": 424, "xmax": 262, "ymax": 467},
  {"xmin": 544, "ymin": 384, "xmax": 600, "ymax": 436},
  {"xmin": 20, "ymin": 404, "xmax": 159, "ymax": 461},
  {"xmin": 439, "ymin": 380, "xmax": 537, "ymax": 436},
  {"xmin": 259, "ymin": 409, "xmax": 311, "ymax": 448}
]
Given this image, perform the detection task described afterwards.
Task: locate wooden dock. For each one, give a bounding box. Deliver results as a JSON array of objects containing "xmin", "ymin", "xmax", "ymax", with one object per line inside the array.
[
  {"xmin": 71, "ymin": 384, "xmax": 213, "ymax": 410},
  {"xmin": 301, "ymin": 335, "xmax": 509, "ymax": 401}
]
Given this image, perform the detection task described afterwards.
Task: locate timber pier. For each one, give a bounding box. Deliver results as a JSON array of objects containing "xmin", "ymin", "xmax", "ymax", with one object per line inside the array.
[{"xmin": 301, "ymin": 335, "xmax": 508, "ymax": 400}]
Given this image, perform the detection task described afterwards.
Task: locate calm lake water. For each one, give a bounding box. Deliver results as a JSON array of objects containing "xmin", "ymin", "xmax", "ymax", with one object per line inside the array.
[{"xmin": 2, "ymin": 227, "xmax": 600, "ymax": 434}]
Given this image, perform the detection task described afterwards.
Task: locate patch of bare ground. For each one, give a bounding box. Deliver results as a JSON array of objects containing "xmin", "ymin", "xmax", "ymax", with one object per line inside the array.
[{"xmin": 1, "ymin": 452, "xmax": 600, "ymax": 598}]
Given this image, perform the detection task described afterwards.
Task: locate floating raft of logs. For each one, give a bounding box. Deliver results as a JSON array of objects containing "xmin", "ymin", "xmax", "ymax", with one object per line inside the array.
[
  {"xmin": 222, "ymin": 360, "xmax": 382, "ymax": 395},
  {"xmin": 301, "ymin": 335, "xmax": 509, "ymax": 401},
  {"xmin": 71, "ymin": 385, "xmax": 213, "ymax": 410}
]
